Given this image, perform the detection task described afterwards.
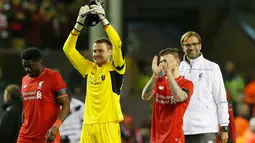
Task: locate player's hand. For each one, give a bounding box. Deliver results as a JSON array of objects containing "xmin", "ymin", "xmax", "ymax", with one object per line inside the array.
[
  {"xmin": 219, "ymin": 131, "xmax": 228, "ymax": 143},
  {"xmin": 90, "ymin": 0, "xmax": 105, "ymax": 20},
  {"xmin": 152, "ymin": 56, "xmax": 162, "ymax": 77},
  {"xmin": 74, "ymin": 5, "xmax": 90, "ymax": 32},
  {"xmin": 45, "ymin": 126, "xmax": 59, "ymax": 142}
]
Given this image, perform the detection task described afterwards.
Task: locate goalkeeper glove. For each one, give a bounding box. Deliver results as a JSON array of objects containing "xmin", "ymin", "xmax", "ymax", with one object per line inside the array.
[
  {"xmin": 74, "ymin": 5, "xmax": 90, "ymax": 32},
  {"xmin": 90, "ymin": 0, "xmax": 109, "ymax": 26}
]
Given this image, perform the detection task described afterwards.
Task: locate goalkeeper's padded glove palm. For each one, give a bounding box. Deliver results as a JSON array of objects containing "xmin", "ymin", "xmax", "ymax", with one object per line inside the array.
[
  {"xmin": 90, "ymin": 4, "xmax": 105, "ymax": 20},
  {"xmin": 74, "ymin": 5, "xmax": 90, "ymax": 32}
]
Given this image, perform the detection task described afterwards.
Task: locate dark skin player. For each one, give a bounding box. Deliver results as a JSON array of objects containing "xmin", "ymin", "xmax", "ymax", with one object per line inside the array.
[{"xmin": 21, "ymin": 48, "xmax": 70, "ymax": 142}]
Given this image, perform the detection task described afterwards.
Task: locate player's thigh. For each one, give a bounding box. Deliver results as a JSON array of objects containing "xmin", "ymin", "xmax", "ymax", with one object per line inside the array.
[
  {"xmin": 94, "ymin": 122, "xmax": 121, "ymax": 143},
  {"xmin": 80, "ymin": 124, "xmax": 93, "ymax": 143}
]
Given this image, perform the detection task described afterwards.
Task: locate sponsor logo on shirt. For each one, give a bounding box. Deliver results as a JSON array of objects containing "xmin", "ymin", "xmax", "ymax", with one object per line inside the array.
[
  {"xmin": 89, "ymin": 74, "xmax": 106, "ymax": 85},
  {"xmin": 155, "ymin": 93, "xmax": 171, "ymax": 104},
  {"xmin": 23, "ymin": 90, "xmax": 43, "ymax": 100}
]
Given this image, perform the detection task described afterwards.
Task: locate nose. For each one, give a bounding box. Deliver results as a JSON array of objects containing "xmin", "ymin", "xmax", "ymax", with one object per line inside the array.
[{"xmin": 188, "ymin": 45, "xmax": 195, "ymax": 50}]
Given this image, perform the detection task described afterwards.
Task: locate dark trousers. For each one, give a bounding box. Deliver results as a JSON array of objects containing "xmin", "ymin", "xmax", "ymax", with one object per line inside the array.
[{"xmin": 185, "ymin": 133, "xmax": 217, "ymax": 143}]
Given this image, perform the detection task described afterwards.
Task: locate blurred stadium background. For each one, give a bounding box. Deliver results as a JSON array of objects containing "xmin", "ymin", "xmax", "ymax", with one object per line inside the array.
[{"xmin": 1, "ymin": 0, "xmax": 255, "ymax": 142}]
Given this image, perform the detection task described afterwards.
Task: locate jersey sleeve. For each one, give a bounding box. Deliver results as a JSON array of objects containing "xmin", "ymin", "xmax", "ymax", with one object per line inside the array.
[
  {"xmin": 105, "ymin": 25, "xmax": 126, "ymax": 75},
  {"xmin": 182, "ymin": 80, "xmax": 194, "ymax": 98},
  {"xmin": 52, "ymin": 72, "xmax": 67, "ymax": 97},
  {"xmin": 63, "ymin": 30, "xmax": 94, "ymax": 77}
]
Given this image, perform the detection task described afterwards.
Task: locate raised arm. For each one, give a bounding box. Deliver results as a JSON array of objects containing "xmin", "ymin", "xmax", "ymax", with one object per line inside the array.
[
  {"xmin": 90, "ymin": 1, "xmax": 125, "ymax": 74},
  {"xmin": 63, "ymin": 5, "xmax": 94, "ymax": 77},
  {"xmin": 105, "ymin": 25, "xmax": 125, "ymax": 71},
  {"xmin": 142, "ymin": 56, "xmax": 162, "ymax": 100}
]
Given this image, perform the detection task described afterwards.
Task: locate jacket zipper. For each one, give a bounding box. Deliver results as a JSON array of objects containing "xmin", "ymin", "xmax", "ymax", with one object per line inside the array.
[{"xmin": 189, "ymin": 65, "xmax": 192, "ymax": 73}]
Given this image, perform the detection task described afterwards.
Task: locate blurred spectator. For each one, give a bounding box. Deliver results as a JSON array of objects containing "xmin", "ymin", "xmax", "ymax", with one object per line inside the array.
[
  {"xmin": 0, "ymin": 84, "xmax": 23, "ymax": 143},
  {"xmin": 23, "ymin": 1, "xmax": 42, "ymax": 48},
  {"xmin": 121, "ymin": 115, "xmax": 143, "ymax": 143},
  {"xmin": 0, "ymin": 1, "xmax": 11, "ymax": 49},
  {"xmin": 40, "ymin": 0, "xmax": 57, "ymax": 49},
  {"xmin": 139, "ymin": 120, "xmax": 151, "ymax": 143},
  {"xmin": 223, "ymin": 61, "xmax": 245, "ymax": 116},
  {"xmin": 237, "ymin": 117, "xmax": 255, "ymax": 143},
  {"xmin": 235, "ymin": 103, "xmax": 250, "ymax": 137},
  {"xmin": 53, "ymin": 2, "xmax": 71, "ymax": 49},
  {"xmin": 244, "ymin": 80, "xmax": 255, "ymax": 105},
  {"xmin": 60, "ymin": 96, "xmax": 84, "ymax": 143},
  {"xmin": 8, "ymin": 0, "xmax": 30, "ymax": 50}
]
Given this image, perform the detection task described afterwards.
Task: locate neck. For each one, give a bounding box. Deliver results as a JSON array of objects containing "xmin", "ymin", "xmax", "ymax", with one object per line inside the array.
[
  {"xmin": 34, "ymin": 65, "xmax": 45, "ymax": 77},
  {"xmin": 97, "ymin": 60, "xmax": 110, "ymax": 67},
  {"xmin": 186, "ymin": 53, "xmax": 201, "ymax": 62},
  {"xmin": 166, "ymin": 69, "xmax": 180, "ymax": 78},
  {"xmin": 172, "ymin": 70, "xmax": 181, "ymax": 78}
]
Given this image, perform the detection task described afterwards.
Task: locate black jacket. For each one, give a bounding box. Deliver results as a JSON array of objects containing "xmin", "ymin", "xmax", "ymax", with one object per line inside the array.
[{"xmin": 0, "ymin": 99, "xmax": 23, "ymax": 143}]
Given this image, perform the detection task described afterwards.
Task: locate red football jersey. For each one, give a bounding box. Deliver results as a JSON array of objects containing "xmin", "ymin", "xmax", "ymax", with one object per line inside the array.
[
  {"xmin": 18, "ymin": 68, "xmax": 66, "ymax": 143},
  {"xmin": 151, "ymin": 76, "xmax": 194, "ymax": 143}
]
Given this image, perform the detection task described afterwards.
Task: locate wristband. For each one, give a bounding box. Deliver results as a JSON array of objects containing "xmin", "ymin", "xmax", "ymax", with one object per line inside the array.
[{"xmin": 54, "ymin": 119, "xmax": 63, "ymax": 128}]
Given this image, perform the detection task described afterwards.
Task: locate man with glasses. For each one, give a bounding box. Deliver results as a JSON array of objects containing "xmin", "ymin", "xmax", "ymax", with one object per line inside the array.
[{"xmin": 179, "ymin": 31, "xmax": 229, "ymax": 143}]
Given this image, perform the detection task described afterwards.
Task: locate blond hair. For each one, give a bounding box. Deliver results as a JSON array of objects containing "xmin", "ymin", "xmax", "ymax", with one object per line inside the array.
[{"xmin": 180, "ymin": 31, "xmax": 202, "ymax": 44}]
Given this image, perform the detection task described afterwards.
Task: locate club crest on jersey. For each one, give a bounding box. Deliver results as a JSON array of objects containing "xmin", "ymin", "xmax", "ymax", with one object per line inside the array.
[
  {"xmin": 36, "ymin": 91, "xmax": 42, "ymax": 99},
  {"xmin": 101, "ymin": 75, "xmax": 105, "ymax": 81},
  {"xmin": 158, "ymin": 86, "xmax": 164, "ymax": 90},
  {"xmin": 198, "ymin": 73, "xmax": 203, "ymax": 81},
  {"xmin": 37, "ymin": 81, "xmax": 44, "ymax": 89}
]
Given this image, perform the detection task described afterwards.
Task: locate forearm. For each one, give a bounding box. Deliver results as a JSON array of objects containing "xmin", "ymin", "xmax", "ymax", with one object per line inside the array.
[
  {"xmin": 217, "ymin": 101, "xmax": 229, "ymax": 126},
  {"xmin": 167, "ymin": 74, "xmax": 187, "ymax": 102},
  {"xmin": 142, "ymin": 75, "xmax": 157, "ymax": 100},
  {"xmin": 57, "ymin": 103, "xmax": 70, "ymax": 122}
]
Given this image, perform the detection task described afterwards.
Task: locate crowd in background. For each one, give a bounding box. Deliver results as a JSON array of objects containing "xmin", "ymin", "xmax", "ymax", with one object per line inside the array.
[{"xmin": 0, "ymin": 0, "xmax": 88, "ymax": 50}]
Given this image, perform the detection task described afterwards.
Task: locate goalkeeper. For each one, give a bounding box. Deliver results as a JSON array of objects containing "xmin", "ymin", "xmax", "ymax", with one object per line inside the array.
[{"xmin": 63, "ymin": 1, "xmax": 126, "ymax": 143}]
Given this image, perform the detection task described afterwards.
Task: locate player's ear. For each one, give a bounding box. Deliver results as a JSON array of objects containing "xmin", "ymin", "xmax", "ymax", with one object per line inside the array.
[{"xmin": 108, "ymin": 49, "xmax": 112, "ymax": 55}]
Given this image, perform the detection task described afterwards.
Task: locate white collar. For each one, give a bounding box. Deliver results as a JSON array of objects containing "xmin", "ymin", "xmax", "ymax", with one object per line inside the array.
[{"xmin": 184, "ymin": 54, "xmax": 204, "ymax": 66}]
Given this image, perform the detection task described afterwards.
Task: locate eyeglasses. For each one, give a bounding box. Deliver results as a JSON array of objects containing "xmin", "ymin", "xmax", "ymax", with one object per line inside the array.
[{"xmin": 182, "ymin": 42, "xmax": 200, "ymax": 48}]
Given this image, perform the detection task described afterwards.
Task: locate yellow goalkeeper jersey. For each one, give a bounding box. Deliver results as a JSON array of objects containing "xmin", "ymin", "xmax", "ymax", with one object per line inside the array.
[{"xmin": 63, "ymin": 25, "xmax": 125, "ymax": 124}]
